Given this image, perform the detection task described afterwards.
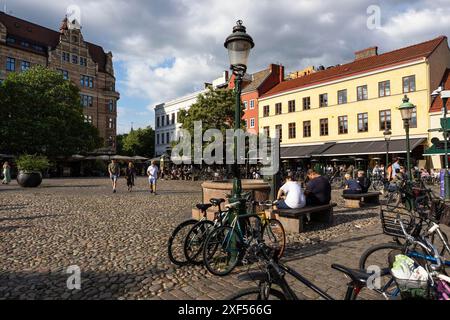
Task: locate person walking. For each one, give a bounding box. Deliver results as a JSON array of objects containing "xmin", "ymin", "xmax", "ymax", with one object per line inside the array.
[
  {"xmin": 2, "ymin": 161, "xmax": 11, "ymax": 184},
  {"xmin": 108, "ymin": 159, "xmax": 120, "ymax": 193},
  {"xmin": 125, "ymin": 162, "xmax": 136, "ymax": 192},
  {"xmin": 147, "ymin": 161, "xmax": 159, "ymax": 195}
]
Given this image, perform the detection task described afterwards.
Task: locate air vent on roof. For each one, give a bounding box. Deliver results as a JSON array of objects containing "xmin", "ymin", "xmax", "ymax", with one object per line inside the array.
[{"xmin": 317, "ymin": 65, "xmax": 325, "ymax": 71}]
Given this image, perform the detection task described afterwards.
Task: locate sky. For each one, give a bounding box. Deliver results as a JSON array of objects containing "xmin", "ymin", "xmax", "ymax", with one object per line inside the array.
[{"xmin": 3, "ymin": 0, "xmax": 450, "ymax": 134}]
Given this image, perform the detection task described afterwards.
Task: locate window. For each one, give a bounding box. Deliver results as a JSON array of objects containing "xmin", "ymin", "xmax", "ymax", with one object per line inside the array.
[
  {"xmin": 21, "ymin": 41, "xmax": 29, "ymax": 48},
  {"xmin": 108, "ymin": 100, "xmax": 114, "ymax": 113},
  {"xmin": 6, "ymin": 57, "xmax": 15, "ymax": 71},
  {"xmin": 319, "ymin": 94, "xmax": 328, "ymax": 107},
  {"xmin": 263, "ymin": 105, "xmax": 270, "ymax": 117},
  {"xmin": 410, "ymin": 107, "xmax": 417, "ymax": 128},
  {"xmin": 80, "ymin": 75, "xmax": 94, "ymax": 88},
  {"xmin": 379, "ymin": 110, "xmax": 392, "ymax": 131},
  {"xmin": 80, "ymin": 95, "xmax": 93, "ymax": 107},
  {"xmin": 303, "ymin": 97, "xmax": 311, "ymax": 110},
  {"xmin": 72, "ymin": 54, "xmax": 79, "ymax": 64},
  {"xmin": 80, "ymin": 57, "xmax": 87, "ymax": 67},
  {"xmin": 379, "ymin": 81, "xmax": 391, "ymax": 97},
  {"xmin": 303, "ymin": 121, "xmax": 311, "ymax": 138},
  {"xmin": 72, "ymin": 36, "xmax": 78, "ymax": 43},
  {"xmin": 244, "ymin": 119, "xmax": 248, "ymax": 128},
  {"xmin": 358, "ymin": 113, "xmax": 369, "ymax": 132},
  {"xmin": 243, "ymin": 101, "xmax": 248, "ymax": 110},
  {"xmin": 62, "ymin": 52, "xmax": 70, "ymax": 62},
  {"xmin": 6, "ymin": 37, "xmax": 15, "ymax": 44},
  {"xmin": 166, "ymin": 132, "xmax": 170, "ymax": 144},
  {"xmin": 32, "ymin": 45, "xmax": 44, "ymax": 52},
  {"xmin": 338, "ymin": 116, "xmax": 348, "ymax": 134},
  {"xmin": 357, "ymin": 85, "xmax": 368, "ymax": 101},
  {"xmin": 84, "ymin": 115, "xmax": 93, "ymax": 124},
  {"xmin": 288, "ymin": 123, "xmax": 296, "ymax": 139},
  {"xmin": 58, "ymin": 69, "xmax": 69, "ymax": 80},
  {"xmin": 275, "ymin": 125, "xmax": 282, "ymax": 142},
  {"xmin": 109, "ymin": 118, "xmax": 114, "ymax": 129},
  {"xmin": 166, "ymin": 115, "xmax": 170, "ymax": 126},
  {"xmin": 172, "ymin": 113, "xmax": 175, "ymax": 125},
  {"xmin": 275, "ymin": 103, "xmax": 282, "ymax": 115},
  {"xmin": 338, "ymin": 90, "xmax": 347, "ymax": 105},
  {"xmin": 403, "ymin": 75, "xmax": 416, "ymax": 93},
  {"xmin": 161, "ymin": 116, "xmax": 165, "ymax": 127},
  {"xmin": 156, "ymin": 134, "xmax": 160, "ymax": 145},
  {"xmin": 250, "ymin": 118, "xmax": 255, "ymax": 128},
  {"xmin": 320, "ymin": 119, "xmax": 329, "ymax": 136},
  {"xmin": 21, "ymin": 61, "xmax": 30, "ymax": 72},
  {"xmin": 250, "ymin": 100, "xmax": 255, "ymax": 110},
  {"xmin": 263, "ymin": 127, "xmax": 270, "ymax": 137},
  {"xmin": 157, "ymin": 117, "xmax": 160, "ymax": 128},
  {"xmin": 288, "ymin": 100, "xmax": 296, "ymax": 113}
]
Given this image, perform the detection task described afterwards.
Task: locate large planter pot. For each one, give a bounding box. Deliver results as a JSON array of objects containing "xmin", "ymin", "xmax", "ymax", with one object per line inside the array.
[{"xmin": 17, "ymin": 171, "xmax": 43, "ymax": 188}]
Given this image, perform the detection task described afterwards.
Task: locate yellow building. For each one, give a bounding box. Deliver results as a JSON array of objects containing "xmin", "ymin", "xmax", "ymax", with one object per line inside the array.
[{"xmin": 258, "ymin": 36, "xmax": 450, "ymax": 168}]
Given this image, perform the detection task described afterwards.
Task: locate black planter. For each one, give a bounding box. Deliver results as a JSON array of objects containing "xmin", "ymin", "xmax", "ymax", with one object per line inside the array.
[{"xmin": 17, "ymin": 171, "xmax": 43, "ymax": 188}]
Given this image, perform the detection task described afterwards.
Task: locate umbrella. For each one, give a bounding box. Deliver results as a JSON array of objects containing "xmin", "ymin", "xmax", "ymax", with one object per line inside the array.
[
  {"xmin": 85, "ymin": 156, "xmax": 97, "ymax": 160},
  {"xmin": 69, "ymin": 155, "xmax": 85, "ymax": 161},
  {"xmin": 112, "ymin": 155, "xmax": 134, "ymax": 161},
  {"xmin": 330, "ymin": 159, "xmax": 340, "ymax": 162},
  {"xmin": 133, "ymin": 156, "xmax": 149, "ymax": 161},
  {"xmin": 96, "ymin": 155, "xmax": 112, "ymax": 161}
]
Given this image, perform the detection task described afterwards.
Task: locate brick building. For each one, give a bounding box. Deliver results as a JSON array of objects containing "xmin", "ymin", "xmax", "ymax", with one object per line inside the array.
[{"xmin": 0, "ymin": 12, "xmax": 120, "ymax": 152}]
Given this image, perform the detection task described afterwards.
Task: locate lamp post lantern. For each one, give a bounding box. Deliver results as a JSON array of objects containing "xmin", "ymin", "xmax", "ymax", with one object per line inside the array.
[
  {"xmin": 432, "ymin": 87, "xmax": 450, "ymax": 200},
  {"xmin": 398, "ymin": 95, "xmax": 415, "ymax": 181},
  {"xmin": 383, "ymin": 129, "xmax": 392, "ymax": 181},
  {"xmin": 224, "ymin": 20, "xmax": 254, "ymax": 208}
]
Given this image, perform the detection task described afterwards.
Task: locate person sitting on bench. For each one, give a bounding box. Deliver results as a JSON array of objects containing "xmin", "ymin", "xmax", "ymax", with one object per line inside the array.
[
  {"xmin": 343, "ymin": 173, "xmax": 362, "ymax": 195},
  {"xmin": 357, "ymin": 170, "xmax": 371, "ymax": 193},
  {"xmin": 276, "ymin": 172, "xmax": 306, "ymax": 210},
  {"xmin": 305, "ymin": 169, "xmax": 332, "ymax": 206}
]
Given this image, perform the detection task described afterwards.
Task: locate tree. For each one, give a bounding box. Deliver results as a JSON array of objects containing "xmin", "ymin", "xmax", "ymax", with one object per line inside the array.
[
  {"xmin": 0, "ymin": 66, "xmax": 102, "ymax": 157},
  {"xmin": 178, "ymin": 87, "xmax": 243, "ymax": 137},
  {"xmin": 121, "ymin": 127, "xmax": 155, "ymax": 158}
]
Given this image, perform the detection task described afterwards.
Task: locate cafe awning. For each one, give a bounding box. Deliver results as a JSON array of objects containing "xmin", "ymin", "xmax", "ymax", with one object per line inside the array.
[
  {"xmin": 280, "ymin": 143, "xmax": 335, "ymax": 159},
  {"xmin": 314, "ymin": 138, "xmax": 426, "ymax": 157}
]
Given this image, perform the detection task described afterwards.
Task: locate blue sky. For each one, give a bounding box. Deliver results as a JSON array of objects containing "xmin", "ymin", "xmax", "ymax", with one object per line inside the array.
[{"xmin": 4, "ymin": 0, "xmax": 450, "ymax": 134}]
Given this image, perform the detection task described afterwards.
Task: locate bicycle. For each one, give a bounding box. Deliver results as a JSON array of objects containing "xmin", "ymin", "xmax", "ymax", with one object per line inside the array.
[
  {"xmin": 202, "ymin": 200, "xmax": 285, "ymax": 277},
  {"xmin": 167, "ymin": 198, "xmax": 227, "ymax": 266}
]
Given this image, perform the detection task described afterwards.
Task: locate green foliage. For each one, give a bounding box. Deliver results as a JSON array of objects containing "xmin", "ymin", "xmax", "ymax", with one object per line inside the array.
[
  {"xmin": 0, "ymin": 66, "xmax": 102, "ymax": 157},
  {"xmin": 120, "ymin": 127, "xmax": 155, "ymax": 158},
  {"xmin": 16, "ymin": 154, "xmax": 49, "ymax": 172},
  {"xmin": 178, "ymin": 87, "xmax": 243, "ymax": 137}
]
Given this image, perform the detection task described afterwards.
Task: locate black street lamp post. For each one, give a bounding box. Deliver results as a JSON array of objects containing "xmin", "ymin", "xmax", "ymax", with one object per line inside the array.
[
  {"xmin": 399, "ymin": 95, "xmax": 415, "ymax": 182},
  {"xmin": 384, "ymin": 129, "xmax": 392, "ymax": 181},
  {"xmin": 224, "ymin": 20, "xmax": 254, "ymax": 212}
]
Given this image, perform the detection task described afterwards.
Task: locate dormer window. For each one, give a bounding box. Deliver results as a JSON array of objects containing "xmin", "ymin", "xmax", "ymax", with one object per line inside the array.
[{"xmin": 72, "ymin": 36, "xmax": 78, "ymax": 43}]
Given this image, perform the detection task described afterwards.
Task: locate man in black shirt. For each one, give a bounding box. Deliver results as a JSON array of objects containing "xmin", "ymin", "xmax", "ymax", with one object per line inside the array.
[{"xmin": 305, "ymin": 169, "xmax": 332, "ymax": 206}]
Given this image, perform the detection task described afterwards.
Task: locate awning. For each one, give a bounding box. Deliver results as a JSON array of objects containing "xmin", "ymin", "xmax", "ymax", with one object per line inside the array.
[
  {"xmin": 280, "ymin": 143, "xmax": 335, "ymax": 159},
  {"xmin": 315, "ymin": 138, "xmax": 426, "ymax": 157}
]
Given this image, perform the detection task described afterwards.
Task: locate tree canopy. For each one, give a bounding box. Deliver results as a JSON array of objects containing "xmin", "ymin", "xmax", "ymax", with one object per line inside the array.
[
  {"xmin": 117, "ymin": 126, "xmax": 155, "ymax": 158},
  {"xmin": 0, "ymin": 66, "xmax": 102, "ymax": 157}
]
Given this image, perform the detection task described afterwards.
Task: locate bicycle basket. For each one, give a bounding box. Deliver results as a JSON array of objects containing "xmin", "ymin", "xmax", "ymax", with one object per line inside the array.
[
  {"xmin": 380, "ymin": 207, "xmax": 415, "ymax": 238},
  {"xmin": 392, "ymin": 275, "xmax": 430, "ymax": 300}
]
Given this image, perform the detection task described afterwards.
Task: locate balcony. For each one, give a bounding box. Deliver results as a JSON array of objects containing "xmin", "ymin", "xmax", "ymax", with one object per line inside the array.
[{"xmin": 103, "ymin": 87, "xmax": 120, "ymax": 99}]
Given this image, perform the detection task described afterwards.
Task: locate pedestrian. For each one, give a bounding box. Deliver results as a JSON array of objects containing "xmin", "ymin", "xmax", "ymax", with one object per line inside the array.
[
  {"xmin": 276, "ymin": 172, "xmax": 306, "ymax": 210},
  {"xmin": 108, "ymin": 159, "xmax": 120, "ymax": 193},
  {"xmin": 305, "ymin": 169, "xmax": 332, "ymax": 206},
  {"xmin": 2, "ymin": 161, "xmax": 11, "ymax": 184},
  {"xmin": 125, "ymin": 162, "xmax": 136, "ymax": 192},
  {"xmin": 147, "ymin": 161, "xmax": 159, "ymax": 195},
  {"xmin": 392, "ymin": 158, "xmax": 401, "ymax": 179}
]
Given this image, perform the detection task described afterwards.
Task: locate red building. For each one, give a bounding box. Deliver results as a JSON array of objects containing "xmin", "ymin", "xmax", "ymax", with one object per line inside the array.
[{"xmin": 229, "ymin": 64, "xmax": 284, "ymax": 134}]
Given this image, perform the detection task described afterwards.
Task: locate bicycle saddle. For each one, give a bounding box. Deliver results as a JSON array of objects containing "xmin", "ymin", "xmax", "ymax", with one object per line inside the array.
[
  {"xmin": 210, "ymin": 198, "xmax": 226, "ymax": 206},
  {"xmin": 331, "ymin": 264, "xmax": 375, "ymax": 286},
  {"xmin": 196, "ymin": 203, "xmax": 213, "ymax": 212}
]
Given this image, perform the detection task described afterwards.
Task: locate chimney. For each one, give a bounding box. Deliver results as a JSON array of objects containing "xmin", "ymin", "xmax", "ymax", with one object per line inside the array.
[{"xmin": 355, "ymin": 47, "xmax": 378, "ymax": 60}]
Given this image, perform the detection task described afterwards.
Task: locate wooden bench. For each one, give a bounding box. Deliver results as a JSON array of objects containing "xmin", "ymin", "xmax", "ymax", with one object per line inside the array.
[
  {"xmin": 342, "ymin": 192, "xmax": 381, "ymax": 208},
  {"xmin": 272, "ymin": 203, "xmax": 337, "ymax": 233}
]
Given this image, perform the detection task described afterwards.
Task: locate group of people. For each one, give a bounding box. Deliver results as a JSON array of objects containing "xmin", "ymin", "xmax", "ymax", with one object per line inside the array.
[
  {"xmin": 107, "ymin": 160, "xmax": 159, "ymax": 194},
  {"xmin": 276, "ymin": 169, "xmax": 332, "ymax": 211},
  {"xmin": 343, "ymin": 171, "xmax": 372, "ymax": 195}
]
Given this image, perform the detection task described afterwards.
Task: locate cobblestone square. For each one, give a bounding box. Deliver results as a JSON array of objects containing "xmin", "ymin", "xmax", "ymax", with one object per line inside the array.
[{"xmin": 0, "ymin": 178, "xmax": 444, "ymax": 300}]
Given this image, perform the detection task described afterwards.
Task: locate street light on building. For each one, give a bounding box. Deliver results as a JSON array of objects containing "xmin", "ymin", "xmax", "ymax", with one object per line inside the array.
[
  {"xmin": 398, "ymin": 95, "xmax": 415, "ymax": 181},
  {"xmin": 383, "ymin": 129, "xmax": 392, "ymax": 181},
  {"xmin": 431, "ymin": 86, "xmax": 450, "ymax": 200},
  {"xmin": 224, "ymin": 20, "xmax": 254, "ymax": 209}
]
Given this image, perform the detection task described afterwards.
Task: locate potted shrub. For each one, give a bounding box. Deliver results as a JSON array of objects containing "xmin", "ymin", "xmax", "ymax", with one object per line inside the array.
[{"xmin": 16, "ymin": 154, "xmax": 49, "ymax": 188}]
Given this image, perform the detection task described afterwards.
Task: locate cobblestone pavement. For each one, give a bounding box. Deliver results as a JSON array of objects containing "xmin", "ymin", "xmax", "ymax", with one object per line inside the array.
[{"xmin": 0, "ymin": 178, "xmax": 447, "ymax": 300}]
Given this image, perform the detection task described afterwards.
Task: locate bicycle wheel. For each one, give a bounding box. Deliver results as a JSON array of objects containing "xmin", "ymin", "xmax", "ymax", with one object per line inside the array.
[
  {"xmin": 227, "ymin": 287, "xmax": 286, "ymax": 300},
  {"xmin": 203, "ymin": 226, "xmax": 241, "ymax": 276},
  {"xmin": 430, "ymin": 231, "xmax": 450, "ymax": 262},
  {"xmin": 386, "ymin": 191, "xmax": 402, "ymax": 209},
  {"xmin": 262, "ymin": 219, "xmax": 286, "ymax": 259},
  {"xmin": 184, "ymin": 220, "xmax": 215, "ymax": 265},
  {"xmin": 167, "ymin": 219, "xmax": 198, "ymax": 266},
  {"xmin": 372, "ymin": 180, "xmax": 384, "ymax": 192},
  {"xmin": 359, "ymin": 243, "xmax": 403, "ymax": 298}
]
